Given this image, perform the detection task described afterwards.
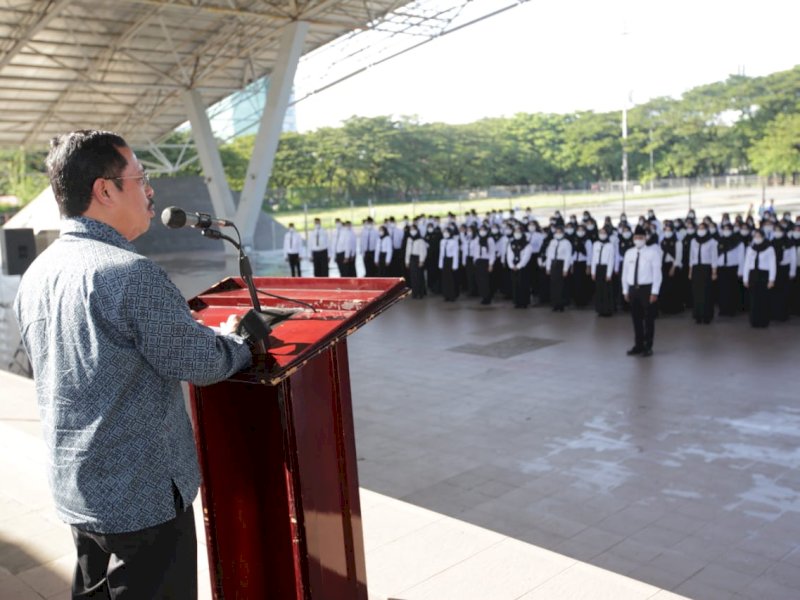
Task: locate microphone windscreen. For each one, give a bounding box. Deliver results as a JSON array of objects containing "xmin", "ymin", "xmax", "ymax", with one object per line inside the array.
[{"xmin": 161, "ymin": 206, "xmax": 186, "ymax": 229}]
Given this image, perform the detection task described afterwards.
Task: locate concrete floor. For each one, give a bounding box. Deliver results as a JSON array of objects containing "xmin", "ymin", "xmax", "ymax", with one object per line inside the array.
[{"xmin": 345, "ymin": 294, "xmax": 800, "ymax": 600}]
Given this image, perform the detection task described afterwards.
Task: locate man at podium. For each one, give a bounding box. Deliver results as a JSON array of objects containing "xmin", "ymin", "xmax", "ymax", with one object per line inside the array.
[{"xmin": 14, "ymin": 130, "xmax": 253, "ymax": 599}]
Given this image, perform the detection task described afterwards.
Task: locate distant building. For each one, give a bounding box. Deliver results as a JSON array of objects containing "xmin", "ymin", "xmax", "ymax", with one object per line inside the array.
[{"xmin": 210, "ymin": 77, "xmax": 297, "ymax": 141}]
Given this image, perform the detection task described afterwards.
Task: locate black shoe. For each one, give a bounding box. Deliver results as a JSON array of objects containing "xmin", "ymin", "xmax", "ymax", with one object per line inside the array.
[
  {"xmin": 627, "ymin": 346, "xmax": 643, "ymax": 356},
  {"xmin": 641, "ymin": 348, "xmax": 653, "ymax": 357}
]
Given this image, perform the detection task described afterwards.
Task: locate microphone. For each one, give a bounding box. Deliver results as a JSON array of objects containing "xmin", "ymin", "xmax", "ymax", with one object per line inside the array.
[{"xmin": 161, "ymin": 206, "xmax": 233, "ymax": 229}]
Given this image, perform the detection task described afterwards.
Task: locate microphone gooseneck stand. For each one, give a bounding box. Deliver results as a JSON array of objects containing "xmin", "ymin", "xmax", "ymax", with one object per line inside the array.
[{"xmin": 201, "ymin": 227, "xmax": 262, "ymax": 313}]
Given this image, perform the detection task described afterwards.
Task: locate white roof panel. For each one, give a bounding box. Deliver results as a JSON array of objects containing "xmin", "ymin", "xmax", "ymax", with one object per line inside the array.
[{"xmin": 0, "ymin": 0, "xmax": 408, "ymax": 147}]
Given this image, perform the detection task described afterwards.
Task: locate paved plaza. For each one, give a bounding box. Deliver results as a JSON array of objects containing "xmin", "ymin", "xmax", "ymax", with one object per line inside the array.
[{"xmin": 346, "ymin": 291, "xmax": 800, "ymax": 600}]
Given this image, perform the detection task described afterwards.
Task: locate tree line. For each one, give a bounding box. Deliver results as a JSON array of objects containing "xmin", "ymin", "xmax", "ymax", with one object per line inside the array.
[
  {"xmin": 3, "ymin": 66, "xmax": 799, "ymax": 213},
  {"xmin": 202, "ymin": 65, "xmax": 799, "ymax": 209}
]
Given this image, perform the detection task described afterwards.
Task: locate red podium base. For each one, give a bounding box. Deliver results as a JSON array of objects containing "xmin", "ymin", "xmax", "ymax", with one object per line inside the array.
[{"xmin": 188, "ymin": 277, "xmax": 408, "ymax": 599}]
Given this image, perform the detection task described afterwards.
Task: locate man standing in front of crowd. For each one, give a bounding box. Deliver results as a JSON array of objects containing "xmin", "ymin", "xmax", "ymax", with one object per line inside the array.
[
  {"xmin": 360, "ymin": 217, "xmax": 379, "ymax": 277},
  {"xmin": 14, "ymin": 130, "xmax": 253, "ymax": 598},
  {"xmin": 308, "ymin": 217, "xmax": 330, "ymax": 277},
  {"xmin": 283, "ymin": 222, "xmax": 304, "ymax": 277},
  {"xmin": 622, "ymin": 226, "xmax": 662, "ymax": 357}
]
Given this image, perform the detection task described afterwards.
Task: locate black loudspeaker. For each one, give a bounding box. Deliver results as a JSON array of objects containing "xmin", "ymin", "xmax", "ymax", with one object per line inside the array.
[{"xmin": 1, "ymin": 228, "xmax": 37, "ymax": 275}]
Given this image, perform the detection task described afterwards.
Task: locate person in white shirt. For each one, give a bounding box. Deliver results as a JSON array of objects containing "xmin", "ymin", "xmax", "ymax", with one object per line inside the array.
[
  {"xmin": 572, "ymin": 225, "xmax": 593, "ymax": 307},
  {"xmin": 545, "ymin": 225, "xmax": 572, "ymax": 312},
  {"xmin": 462, "ymin": 226, "xmax": 477, "ymax": 297},
  {"xmin": 329, "ymin": 218, "xmax": 343, "ymax": 273},
  {"xmin": 507, "ymin": 225, "xmax": 533, "ymax": 309},
  {"xmin": 527, "ymin": 223, "xmax": 546, "ymax": 301},
  {"xmin": 622, "ymin": 226, "xmax": 662, "ymax": 356},
  {"xmin": 283, "ymin": 223, "xmax": 304, "ymax": 277},
  {"xmin": 438, "ymin": 227, "xmax": 460, "ymax": 302},
  {"xmin": 472, "ymin": 225, "xmax": 496, "ymax": 305},
  {"xmin": 591, "ymin": 227, "xmax": 617, "ymax": 317},
  {"xmin": 389, "ymin": 218, "xmax": 405, "ymax": 277},
  {"xmin": 375, "ymin": 225, "xmax": 393, "ymax": 277},
  {"xmin": 658, "ymin": 223, "xmax": 684, "ymax": 315},
  {"xmin": 405, "ymin": 226, "xmax": 428, "ymax": 299},
  {"xmin": 334, "ymin": 221, "xmax": 357, "ymax": 277},
  {"xmin": 688, "ymin": 223, "xmax": 719, "ymax": 324},
  {"xmin": 308, "ymin": 218, "xmax": 329, "ymax": 277},
  {"xmin": 770, "ymin": 226, "xmax": 796, "ymax": 322},
  {"xmin": 716, "ymin": 223, "xmax": 744, "ymax": 316},
  {"xmin": 360, "ymin": 217, "xmax": 380, "ymax": 278},
  {"xmin": 742, "ymin": 229, "xmax": 776, "ymax": 328}
]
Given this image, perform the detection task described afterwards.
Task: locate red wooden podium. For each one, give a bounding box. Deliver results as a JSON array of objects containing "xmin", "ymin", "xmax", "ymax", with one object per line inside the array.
[{"xmin": 187, "ymin": 277, "xmax": 408, "ymax": 600}]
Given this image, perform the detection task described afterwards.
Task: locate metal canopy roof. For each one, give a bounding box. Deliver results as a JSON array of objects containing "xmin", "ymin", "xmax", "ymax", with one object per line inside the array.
[{"xmin": 0, "ymin": 0, "xmax": 409, "ymax": 147}]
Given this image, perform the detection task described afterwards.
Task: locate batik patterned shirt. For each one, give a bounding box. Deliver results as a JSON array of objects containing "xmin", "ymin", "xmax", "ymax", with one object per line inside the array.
[{"xmin": 14, "ymin": 217, "xmax": 251, "ymax": 533}]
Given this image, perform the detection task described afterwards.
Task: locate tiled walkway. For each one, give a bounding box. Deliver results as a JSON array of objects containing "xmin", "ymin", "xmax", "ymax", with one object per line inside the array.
[{"xmin": 2, "ymin": 372, "xmax": 685, "ymax": 599}]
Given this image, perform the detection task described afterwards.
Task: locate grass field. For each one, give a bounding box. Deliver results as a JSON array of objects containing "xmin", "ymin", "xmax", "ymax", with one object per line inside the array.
[{"xmin": 271, "ymin": 188, "xmax": 689, "ymax": 232}]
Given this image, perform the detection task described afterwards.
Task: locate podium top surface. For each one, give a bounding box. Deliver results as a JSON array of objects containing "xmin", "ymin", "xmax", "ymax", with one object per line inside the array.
[{"xmin": 189, "ymin": 277, "xmax": 409, "ymax": 385}]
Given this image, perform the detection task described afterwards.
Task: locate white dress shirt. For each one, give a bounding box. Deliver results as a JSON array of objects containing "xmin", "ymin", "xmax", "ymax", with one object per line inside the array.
[
  {"xmin": 439, "ymin": 237, "xmax": 459, "ymax": 270},
  {"xmin": 622, "ymin": 245, "xmax": 662, "ymax": 295},
  {"xmin": 309, "ymin": 226, "xmax": 329, "ymax": 253},
  {"xmin": 660, "ymin": 238, "xmax": 683, "ymax": 267},
  {"xmin": 776, "ymin": 241, "xmax": 797, "ymax": 278},
  {"xmin": 591, "ymin": 241, "xmax": 617, "ymax": 278},
  {"xmin": 335, "ymin": 228, "xmax": 356, "ymax": 258},
  {"xmin": 470, "ymin": 236, "xmax": 496, "ymax": 261},
  {"xmin": 376, "ymin": 235, "xmax": 393, "ymax": 265},
  {"xmin": 545, "ymin": 237, "xmax": 572, "ymax": 274},
  {"xmin": 283, "ymin": 229, "xmax": 304, "ymax": 258},
  {"xmin": 390, "ymin": 225, "xmax": 404, "ymax": 250},
  {"xmin": 689, "ymin": 237, "xmax": 719, "ymax": 269},
  {"xmin": 528, "ymin": 231, "xmax": 546, "ymax": 254},
  {"xmin": 506, "ymin": 240, "xmax": 532, "ymax": 269},
  {"xmin": 716, "ymin": 240, "xmax": 744, "ymax": 268},
  {"xmin": 573, "ymin": 237, "xmax": 592, "ymax": 262},
  {"xmin": 360, "ymin": 226, "xmax": 379, "ymax": 255},
  {"xmin": 742, "ymin": 245, "xmax": 776, "ymax": 283},
  {"xmin": 405, "ymin": 237, "xmax": 428, "ymax": 265}
]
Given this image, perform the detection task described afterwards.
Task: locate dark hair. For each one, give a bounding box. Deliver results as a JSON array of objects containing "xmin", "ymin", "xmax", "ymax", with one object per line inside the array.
[{"xmin": 46, "ymin": 130, "xmax": 129, "ymax": 217}]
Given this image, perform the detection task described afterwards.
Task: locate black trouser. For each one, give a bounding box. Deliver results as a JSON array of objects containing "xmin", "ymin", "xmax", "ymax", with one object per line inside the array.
[
  {"xmin": 287, "ymin": 253, "xmax": 301, "ymax": 277},
  {"xmin": 408, "ymin": 255, "xmax": 425, "ymax": 298},
  {"xmin": 629, "ymin": 284, "xmax": 656, "ymax": 350},
  {"xmin": 475, "ymin": 258, "xmax": 492, "ymax": 304},
  {"xmin": 363, "ymin": 251, "xmax": 376, "ymax": 277},
  {"xmin": 312, "ymin": 250, "xmax": 329, "ymax": 277},
  {"xmin": 71, "ymin": 486, "xmax": 196, "ymax": 599},
  {"xmin": 717, "ymin": 265, "xmax": 740, "ymax": 316},
  {"xmin": 335, "ymin": 252, "xmax": 346, "ymax": 277},
  {"xmin": 748, "ymin": 270, "xmax": 771, "ymax": 328},
  {"xmin": 692, "ymin": 264, "xmax": 714, "ymax": 323},
  {"xmin": 377, "ymin": 252, "xmax": 389, "ymax": 277}
]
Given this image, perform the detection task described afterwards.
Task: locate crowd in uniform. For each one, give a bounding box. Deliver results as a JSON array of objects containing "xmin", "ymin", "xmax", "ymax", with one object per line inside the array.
[{"xmin": 283, "ymin": 203, "xmax": 800, "ymax": 329}]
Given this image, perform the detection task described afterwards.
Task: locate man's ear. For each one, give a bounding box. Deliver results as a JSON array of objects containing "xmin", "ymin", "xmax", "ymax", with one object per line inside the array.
[{"xmin": 91, "ymin": 177, "xmax": 114, "ymax": 207}]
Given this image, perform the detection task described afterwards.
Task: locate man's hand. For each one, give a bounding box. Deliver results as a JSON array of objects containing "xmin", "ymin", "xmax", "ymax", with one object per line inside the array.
[
  {"xmin": 712, "ymin": 270, "xmax": 718, "ymax": 281},
  {"xmin": 649, "ymin": 295, "xmax": 658, "ymax": 304},
  {"xmin": 669, "ymin": 267, "xmax": 676, "ymax": 277},
  {"xmin": 586, "ymin": 266, "xmax": 591, "ymax": 275},
  {"xmin": 219, "ymin": 313, "xmax": 242, "ymax": 336},
  {"xmin": 768, "ymin": 281, "xmax": 775, "ymax": 289},
  {"xmin": 624, "ymin": 293, "xmax": 630, "ymax": 302},
  {"xmin": 592, "ymin": 275, "xmax": 597, "ymax": 282}
]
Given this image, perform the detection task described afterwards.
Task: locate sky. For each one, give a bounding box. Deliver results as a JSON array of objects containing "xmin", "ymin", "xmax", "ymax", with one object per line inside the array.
[{"xmin": 292, "ymin": 0, "xmax": 800, "ymax": 132}]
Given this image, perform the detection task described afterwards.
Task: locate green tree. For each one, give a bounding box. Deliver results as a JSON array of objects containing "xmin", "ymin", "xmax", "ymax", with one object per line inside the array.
[{"xmin": 748, "ymin": 113, "xmax": 800, "ymax": 180}]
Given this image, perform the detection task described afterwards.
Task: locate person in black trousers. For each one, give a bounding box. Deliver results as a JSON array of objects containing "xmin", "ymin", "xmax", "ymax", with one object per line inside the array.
[{"xmin": 622, "ymin": 227, "xmax": 662, "ymax": 357}]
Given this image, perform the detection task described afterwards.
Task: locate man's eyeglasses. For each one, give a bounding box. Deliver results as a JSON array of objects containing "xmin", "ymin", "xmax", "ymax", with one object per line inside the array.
[{"xmin": 108, "ymin": 172, "xmax": 151, "ymax": 189}]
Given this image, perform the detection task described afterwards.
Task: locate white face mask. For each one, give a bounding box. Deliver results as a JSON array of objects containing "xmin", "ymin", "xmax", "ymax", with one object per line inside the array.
[
  {"xmin": 774, "ymin": 230, "xmax": 784, "ymax": 239},
  {"xmin": 697, "ymin": 229, "xmax": 707, "ymax": 237},
  {"xmin": 676, "ymin": 230, "xmax": 686, "ymax": 240},
  {"xmin": 576, "ymin": 231, "xmax": 585, "ymax": 238},
  {"xmin": 753, "ymin": 237, "xmax": 764, "ymax": 245},
  {"xmin": 633, "ymin": 239, "xmax": 645, "ymax": 248},
  {"xmin": 443, "ymin": 232, "xmax": 451, "ymax": 239},
  {"xmin": 410, "ymin": 229, "xmax": 418, "ymax": 236},
  {"xmin": 686, "ymin": 228, "xmax": 696, "ymax": 235},
  {"xmin": 599, "ymin": 234, "xmax": 608, "ymax": 241},
  {"xmin": 565, "ymin": 227, "xmax": 575, "ymax": 235},
  {"xmin": 513, "ymin": 232, "xmax": 523, "ymax": 240},
  {"xmin": 554, "ymin": 233, "xmax": 564, "ymax": 240},
  {"xmin": 622, "ymin": 231, "xmax": 632, "ymax": 240},
  {"xmin": 664, "ymin": 231, "xmax": 674, "ymax": 239},
  {"xmin": 721, "ymin": 230, "xmax": 732, "ymax": 238},
  {"xmin": 587, "ymin": 224, "xmax": 595, "ymax": 230}
]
